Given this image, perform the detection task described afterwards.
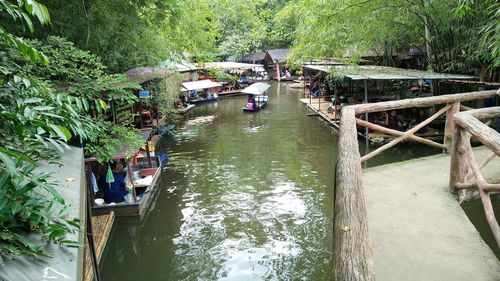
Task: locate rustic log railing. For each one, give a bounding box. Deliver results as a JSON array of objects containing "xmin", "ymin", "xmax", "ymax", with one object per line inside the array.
[
  {"xmin": 333, "ymin": 89, "xmax": 498, "ymax": 281},
  {"xmin": 449, "ymin": 106, "xmax": 500, "ymax": 247}
]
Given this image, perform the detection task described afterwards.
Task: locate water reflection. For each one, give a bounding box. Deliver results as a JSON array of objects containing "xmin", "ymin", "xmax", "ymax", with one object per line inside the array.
[{"xmin": 101, "ymin": 83, "xmax": 334, "ymax": 281}]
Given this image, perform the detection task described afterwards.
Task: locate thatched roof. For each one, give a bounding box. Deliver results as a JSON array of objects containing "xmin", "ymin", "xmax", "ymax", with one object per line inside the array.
[{"xmin": 125, "ymin": 67, "xmax": 173, "ymax": 83}]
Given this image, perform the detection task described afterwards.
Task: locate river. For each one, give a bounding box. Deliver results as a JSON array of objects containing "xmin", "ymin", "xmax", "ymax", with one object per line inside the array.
[{"xmin": 100, "ymin": 82, "xmax": 496, "ymax": 280}]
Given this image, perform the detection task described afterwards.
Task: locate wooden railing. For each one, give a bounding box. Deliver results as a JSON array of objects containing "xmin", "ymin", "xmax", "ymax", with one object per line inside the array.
[
  {"xmin": 449, "ymin": 106, "xmax": 500, "ymax": 247},
  {"xmin": 333, "ymin": 89, "xmax": 499, "ymax": 281}
]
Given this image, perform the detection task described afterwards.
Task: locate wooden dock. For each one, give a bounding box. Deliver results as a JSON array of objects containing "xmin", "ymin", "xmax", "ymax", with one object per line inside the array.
[
  {"xmin": 299, "ymin": 98, "xmax": 339, "ymax": 126},
  {"xmin": 363, "ymin": 146, "xmax": 500, "ymax": 280},
  {"xmin": 83, "ymin": 212, "xmax": 115, "ymax": 281},
  {"xmin": 219, "ymin": 89, "xmax": 243, "ymax": 97}
]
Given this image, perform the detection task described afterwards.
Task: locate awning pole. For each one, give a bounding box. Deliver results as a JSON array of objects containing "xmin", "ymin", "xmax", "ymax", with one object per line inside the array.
[
  {"xmin": 364, "ymin": 79, "xmax": 369, "ymax": 148},
  {"xmin": 126, "ymin": 161, "xmax": 138, "ymax": 202}
]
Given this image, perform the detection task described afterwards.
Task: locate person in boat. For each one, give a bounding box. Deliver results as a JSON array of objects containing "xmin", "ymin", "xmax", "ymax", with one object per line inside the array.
[
  {"xmin": 247, "ymin": 94, "xmax": 256, "ymax": 109},
  {"xmin": 101, "ymin": 160, "xmax": 127, "ymax": 204}
]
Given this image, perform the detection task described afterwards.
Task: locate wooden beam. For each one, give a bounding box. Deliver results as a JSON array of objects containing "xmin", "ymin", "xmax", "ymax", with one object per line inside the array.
[
  {"xmin": 454, "ymin": 112, "xmax": 500, "ymax": 157},
  {"xmin": 356, "ymin": 118, "xmax": 446, "ymax": 150},
  {"xmin": 333, "ymin": 107, "xmax": 375, "ymax": 281},
  {"xmin": 465, "ymin": 145, "xmax": 500, "ymax": 248},
  {"xmin": 348, "ymin": 90, "xmax": 497, "ymax": 115},
  {"xmin": 444, "ymin": 102, "xmax": 460, "ymax": 152},
  {"xmin": 458, "ymin": 106, "xmax": 500, "ymax": 121},
  {"xmin": 361, "ymin": 105, "xmax": 450, "ymax": 162},
  {"xmin": 449, "ymin": 129, "xmax": 471, "ymax": 193}
]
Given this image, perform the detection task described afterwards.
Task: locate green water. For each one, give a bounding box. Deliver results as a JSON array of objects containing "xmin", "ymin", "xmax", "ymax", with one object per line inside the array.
[{"xmin": 101, "ymin": 82, "xmax": 493, "ymax": 280}]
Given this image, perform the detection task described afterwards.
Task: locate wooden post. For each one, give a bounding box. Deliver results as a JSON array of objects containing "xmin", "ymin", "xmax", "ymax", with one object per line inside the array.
[
  {"xmin": 364, "ymin": 80, "xmax": 369, "ymax": 148},
  {"xmin": 333, "ymin": 106, "xmax": 375, "ymax": 281},
  {"xmin": 444, "ymin": 102, "xmax": 460, "ymax": 152},
  {"xmin": 448, "ymin": 127, "xmax": 470, "ymax": 193},
  {"xmin": 276, "ymin": 60, "xmax": 281, "ymax": 82},
  {"xmin": 145, "ymin": 139, "xmax": 153, "ymax": 168},
  {"xmin": 126, "ymin": 161, "xmax": 138, "ymax": 202}
]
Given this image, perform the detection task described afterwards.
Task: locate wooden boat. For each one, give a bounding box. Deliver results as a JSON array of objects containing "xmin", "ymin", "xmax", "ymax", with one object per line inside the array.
[
  {"xmin": 178, "ymin": 104, "xmax": 195, "ymax": 114},
  {"xmin": 90, "ymin": 156, "xmax": 162, "ymax": 217},
  {"xmin": 85, "ymin": 128, "xmax": 163, "ymax": 218},
  {"xmin": 242, "ymin": 82, "xmax": 271, "ymax": 112},
  {"xmin": 182, "ymin": 79, "xmax": 221, "ymax": 105}
]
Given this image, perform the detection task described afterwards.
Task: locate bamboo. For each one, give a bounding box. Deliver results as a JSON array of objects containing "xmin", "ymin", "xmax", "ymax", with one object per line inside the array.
[{"xmin": 361, "ymin": 105, "xmax": 450, "ymax": 162}]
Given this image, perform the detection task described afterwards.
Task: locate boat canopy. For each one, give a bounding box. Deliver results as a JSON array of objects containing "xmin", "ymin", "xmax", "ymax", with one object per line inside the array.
[
  {"xmin": 241, "ymin": 82, "xmax": 271, "ymax": 95},
  {"xmin": 182, "ymin": 79, "xmax": 222, "ymax": 91},
  {"xmin": 303, "ymin": 64, "xmax": 475, "ymax": 81}
]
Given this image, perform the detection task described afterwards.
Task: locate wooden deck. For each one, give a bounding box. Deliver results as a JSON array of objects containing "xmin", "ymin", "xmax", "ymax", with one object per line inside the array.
[
  {"xmin": 219, "ymin": 89, "xmax": 243, "ymax": 97},
  {"xmin": 299, "ymin": 98, "xmax": 339, "ymax": 126},
  {"xmin": 363, "ymin": 146, "xmax": 500, "ymax": 280},
  {"xmin": 83, "ymin": 212, "xmax": 115, "ymax": 281}
]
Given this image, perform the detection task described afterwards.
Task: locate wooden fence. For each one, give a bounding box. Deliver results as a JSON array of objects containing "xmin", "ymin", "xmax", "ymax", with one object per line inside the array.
[{"xmin": 333, "ymin": 89, "xmax": 499, "ymax": 280}]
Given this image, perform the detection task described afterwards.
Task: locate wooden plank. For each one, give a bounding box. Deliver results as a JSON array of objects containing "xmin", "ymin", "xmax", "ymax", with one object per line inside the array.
[{"xmin": 83, "ymin": 212, "xmax": 115, "ymax": 281}]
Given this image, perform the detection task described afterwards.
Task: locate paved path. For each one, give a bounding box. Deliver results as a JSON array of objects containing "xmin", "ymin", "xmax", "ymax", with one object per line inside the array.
[{"xmin": 363, "ymin": 146, "xmax": 500, "ymax": 280}]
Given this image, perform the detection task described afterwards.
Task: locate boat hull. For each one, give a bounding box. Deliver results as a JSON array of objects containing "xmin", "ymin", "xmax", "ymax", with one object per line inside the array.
[{"xmin": 188, "ymin": 97, "xmax": 218, "ymax": 105}]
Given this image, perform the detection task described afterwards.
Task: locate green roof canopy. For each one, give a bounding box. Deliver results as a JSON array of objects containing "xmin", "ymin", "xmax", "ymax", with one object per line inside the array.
[{"xmin": 303, "ymin": 65, "xmax": 475, "ymax": 81}]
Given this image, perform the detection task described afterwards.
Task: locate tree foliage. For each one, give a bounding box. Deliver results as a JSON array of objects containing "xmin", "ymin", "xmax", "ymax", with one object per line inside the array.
[
  {"xmin": 278, "ymin": 0, "xmax": 498, "ymax": 75},
  {"xmin": 0, "ymin": 2, "xmax": 142, "ymax": 257}
]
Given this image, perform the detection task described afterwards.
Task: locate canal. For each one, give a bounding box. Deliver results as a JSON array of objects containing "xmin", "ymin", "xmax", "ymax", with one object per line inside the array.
[{"xmin": 100, "ymin": 82, "xmax": 493, "ymax": 280}]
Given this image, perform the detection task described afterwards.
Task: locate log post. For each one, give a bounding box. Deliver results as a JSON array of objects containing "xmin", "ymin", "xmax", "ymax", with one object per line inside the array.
[
  {"xmin": 333, "ymin": 106, "xmax": 375, "ymax": 281},
  {"xmin": 444, "ymin": 102, "xmax": 460, "ymax": 152},
  {"xmin": 448, "ymin": 127, "xmax": 470, "ymax": 193},
  {"xmin": 275, "ymin": 60, "xmax": 281, "ymax": 82}
]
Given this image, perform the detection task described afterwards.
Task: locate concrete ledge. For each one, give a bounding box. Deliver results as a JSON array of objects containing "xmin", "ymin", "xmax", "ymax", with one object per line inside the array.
[{"xmin": 363, "ymin": 146, "xmax": 500, "ymax": 281}]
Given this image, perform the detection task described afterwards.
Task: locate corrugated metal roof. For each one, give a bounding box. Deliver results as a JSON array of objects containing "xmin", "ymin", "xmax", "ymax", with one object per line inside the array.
[
  {"xmin": 303, "ymin": 64, "xmax": 475, "ymax": 80},
  {"xmin": 202, "ymin": 62, "xmax": 265, "ymax": 72},
  {"xmin": 242, "ymin": 52, "xmax": 266, "ymax": 62},
  {"xmin": 182, "ymin": 79, "xmax": 222, "ymax": 91},
  {"xmin": 0, "ymin": 147, "xmax": 85, "ymax": 281}
]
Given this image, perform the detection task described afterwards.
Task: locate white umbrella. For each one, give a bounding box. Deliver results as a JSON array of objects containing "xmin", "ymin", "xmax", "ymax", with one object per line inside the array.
[{"xmin": 241, "ymin": 82, "xmax": 271, "ymax": 95}]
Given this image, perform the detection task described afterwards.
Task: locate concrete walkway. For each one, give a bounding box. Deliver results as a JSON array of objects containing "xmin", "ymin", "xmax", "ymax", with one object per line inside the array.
[{"xmin": 363, "ymin": 146, "xmax": 500, "ymax": 281}]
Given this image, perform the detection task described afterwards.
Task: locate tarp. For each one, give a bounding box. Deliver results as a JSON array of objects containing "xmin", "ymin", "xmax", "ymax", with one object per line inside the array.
[
  {"xmin": 202, "ymin": 62, "xmax": 265, "ymax": 72},
  {"xmin": 241, "ymin": 82, "xmax": 271, "ymax": 95},
  {"xmin": 303, "ymin": 64, "xmax": 475, "ymax": 81},
  {"xmin": 182, "ymin": 79, "xmax": 222, "ymax": 91}
]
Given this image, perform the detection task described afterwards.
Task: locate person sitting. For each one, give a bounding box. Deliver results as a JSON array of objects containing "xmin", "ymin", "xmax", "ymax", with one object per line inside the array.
[
  {"xmin": 409, "ymin": 109, "xmax": 428, "ymax": 134},
  {"xmin": 396, "ymin": 115, "xmax": 408, "ymax": 131},
  {"xmin": 101, "ymin": 160, "xmax": 127, "ymax": 204},
  {"xmin": 385, "ymin": 111, "xmax": 398, "ymax": 129}
]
